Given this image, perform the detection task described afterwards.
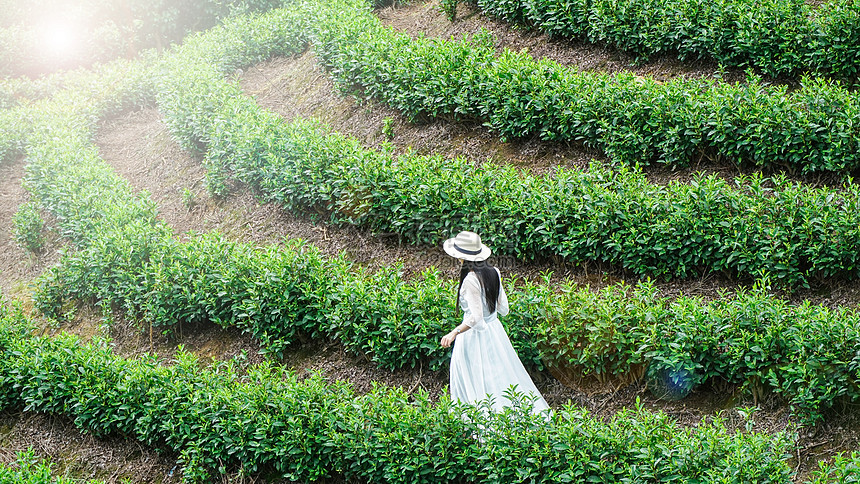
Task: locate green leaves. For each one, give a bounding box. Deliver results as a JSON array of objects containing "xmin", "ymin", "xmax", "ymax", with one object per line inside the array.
[
  {"xmin": 0, "ymin": 449, "xmax": 104, "ymax": 484},
  {"xmin": 12, "ymin": 201, "xmax": 46, "ymax": 254},
  {"xmin": 467, "ymin": 0, "xmax": 860, "ymax": 80},
  {"xmin": 313, "ymin": 1, "xmax": 860, "ymax": 174},
  {"xmin": 0, "ymin": 307, "xmax": 796, "ymax": 483}
]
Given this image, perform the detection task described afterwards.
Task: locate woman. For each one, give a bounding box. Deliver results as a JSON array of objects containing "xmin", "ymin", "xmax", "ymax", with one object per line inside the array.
[{"xmin": 440, "ymin": 231, "xmax": 550, "ymax": 415}]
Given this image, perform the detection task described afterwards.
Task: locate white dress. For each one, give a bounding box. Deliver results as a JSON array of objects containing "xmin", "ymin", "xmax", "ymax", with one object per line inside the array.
[{"xmin": 449, "ymin": 269, "xmax": 550, "ymax": 415}]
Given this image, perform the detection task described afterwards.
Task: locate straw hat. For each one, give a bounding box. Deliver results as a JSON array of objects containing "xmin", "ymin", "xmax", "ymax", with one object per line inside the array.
[{"xmin": 443, "ymin": 231, "xmax": 492, "ymax": 262}]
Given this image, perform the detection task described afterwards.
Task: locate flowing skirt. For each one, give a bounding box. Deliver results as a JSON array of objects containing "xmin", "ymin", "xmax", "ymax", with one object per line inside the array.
[{"xmin": 449, "ymin": 318, "xmax": 550, "ymax": 415}]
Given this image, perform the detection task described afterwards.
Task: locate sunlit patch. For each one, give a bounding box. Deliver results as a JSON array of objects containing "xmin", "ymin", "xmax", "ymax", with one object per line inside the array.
[{"xmin": 37, "ymin": 18, "xmax": 82, "ymax": 64}]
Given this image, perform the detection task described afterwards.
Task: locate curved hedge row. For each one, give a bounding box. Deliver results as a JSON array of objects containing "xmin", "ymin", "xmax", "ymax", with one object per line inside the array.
[
  {"xmin": 312, "ymin": 0, "xmax": 860, "ymax": 174},
  {"xmin": 0, "ymin": 306, "xmax": 798, "ymax": 483},
  {"xmin": 0, "ymin": 58, "xmax": 154, "ymax": 168},
  {"xmin": 9, "ymin": 0, "xmax": 858, "ymax": 424},
  {"xmin": 457, "ymin": 0, "xmax": 860, "ymax": 80},
  {"xmin": 158, "ymin": 15, "xmax": 860, "ymax": 288},
  {"xmin": 0, "ymin": 74, "xmax": 64, "ymax": 110}
]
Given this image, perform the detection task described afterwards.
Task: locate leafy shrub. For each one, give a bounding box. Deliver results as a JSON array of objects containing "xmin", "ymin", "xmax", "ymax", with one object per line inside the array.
[
  {"xmin": 0, "ymin": 106, "xmax": 30, "ymax": 165},
  {"xmin": 807, "ymin": 452, "xmax": 860, "ymax": 484},
  {"xmin": 12, "ymin": 201, "xmax": 46, "ymax": 253},
  {"xmin": 0, "ymin": 449, "xmax": 103, "ymax": 484},
  {"xmin": 440, "ymin": 0, "xmax": 459, "ymax": 20},
  {"xmin": 464, "ymin": 0, "xmax": 860, "ymax": 80},
  {"xmin": 310, "ymin": 1, "xmax": 860, "ymax": 174},
  {"xmin": 0, "ymin": 309, "xmax": 797, "ymax": 483}
]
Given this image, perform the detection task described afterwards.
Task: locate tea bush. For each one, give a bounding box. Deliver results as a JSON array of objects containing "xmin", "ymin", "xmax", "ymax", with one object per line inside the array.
[
  {"xmin": 0, "ymin": 74, "xmax": 65, "ymax": 109},
  {"xmin": 462, "ymin": 0, "xmax": 860, "ymax": 80},
  {"xmin": 807, "ymin": 451, "xmax": 860, "ymax": 484},
  {"xmin": 310, "ymin": 0, "xmax": 860, "ymax": 174},
  {"xmin": 0, "ymin": 105, "xmax": 29, "ymax": 165},
  {"xmin": 0, "ymin": 306, "xmax": 797, "ymax": 483},
  {"xmin": 12, "ymin": 201, "xmax": 46, "ymax": 253}
]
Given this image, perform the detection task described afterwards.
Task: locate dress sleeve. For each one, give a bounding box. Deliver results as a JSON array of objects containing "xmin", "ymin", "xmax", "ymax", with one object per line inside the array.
[
  {"xmin": 495, "ymin": 268, "xmax": 509, "ymax": 317},
  {"xmin": 461, "ymin": 272, "xmax": 485, "ymax": 328}
]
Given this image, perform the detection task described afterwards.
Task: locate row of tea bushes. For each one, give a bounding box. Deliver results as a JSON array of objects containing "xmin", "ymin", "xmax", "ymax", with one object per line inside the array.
[
  {"xmin": 19, "ymin": 0, "xmax": 860, "ymax": 422},
  {"xmin": 0, "ymin": 73, "xmax": 66, "ymax": 109},
  {"xmin": 0, "ymin": 304, "xmax": 798, "ymax": 483},
  {"xmin": 311, "ymin": 0, "xmax": 860, "ymax": 174},
  {"xmin": 0, "ymin": 105, "xmax": 29, "ymax": 165},
  {"xmin": 529, "ymin": 280, "xmax": 860, "ymax": 424},
  {"xmin": 458, "ymin": 0, "xmax": 860, "ymax": 80},
  {"xmin": 34, "ymin": 228, "xmax": 462, "ymax": 370},
  {"xmin": 156, "ymin": 27, "xmax": 860, "ymax": 288},
  {"xmin": 26, "ymin": 96, "xmax": 860, "ymax": 423}
]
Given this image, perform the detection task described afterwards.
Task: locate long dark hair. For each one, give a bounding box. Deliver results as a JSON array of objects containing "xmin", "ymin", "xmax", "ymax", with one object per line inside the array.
[{"xmin": 456, "ymin": 260, "xmax": 501, "ymax": 314}]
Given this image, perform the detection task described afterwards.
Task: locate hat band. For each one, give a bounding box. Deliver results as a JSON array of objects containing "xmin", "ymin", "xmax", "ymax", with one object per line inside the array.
[{"xmin": 454, "ymin": 243, "xmax": 482, "ymax": 255}]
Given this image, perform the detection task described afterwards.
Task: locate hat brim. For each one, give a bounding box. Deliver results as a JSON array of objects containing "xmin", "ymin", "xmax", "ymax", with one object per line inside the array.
[{"xmin": 443, "ymin": 238, "xmax": 492, "ymax": 262}]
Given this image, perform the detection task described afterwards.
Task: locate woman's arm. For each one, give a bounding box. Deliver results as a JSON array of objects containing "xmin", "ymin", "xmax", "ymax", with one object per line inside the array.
[{"xmin": 440, "ymin": 273, "xmax": 483, "ymax": 347}]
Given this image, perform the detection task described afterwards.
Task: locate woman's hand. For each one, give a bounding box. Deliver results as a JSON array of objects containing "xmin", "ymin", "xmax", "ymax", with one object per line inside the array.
[{"xmin": 440, "ymin": 330, "xmax": 459, "ymax": 348}]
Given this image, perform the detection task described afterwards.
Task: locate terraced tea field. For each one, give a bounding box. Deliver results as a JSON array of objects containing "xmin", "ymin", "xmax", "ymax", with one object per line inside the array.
[{"xmin": 1, "ymin": 0, "xmax": 859, "ymax": 482}]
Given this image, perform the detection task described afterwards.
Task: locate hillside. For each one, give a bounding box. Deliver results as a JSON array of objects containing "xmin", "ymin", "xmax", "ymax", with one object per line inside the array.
[{"xmin": 2, "ymin": 0, "xmax": 860, "ymax": 482}]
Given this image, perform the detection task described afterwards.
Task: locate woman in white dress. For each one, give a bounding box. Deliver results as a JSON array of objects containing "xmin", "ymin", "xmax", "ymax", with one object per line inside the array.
[{"xmin": 440, "ymin": 231, "xmax": 550, "ymax": 415}]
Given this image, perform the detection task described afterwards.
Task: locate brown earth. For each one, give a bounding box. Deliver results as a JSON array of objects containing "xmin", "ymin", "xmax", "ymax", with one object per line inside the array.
[
  {"xmin": 0, "ymin": 159, "xmax": 61, "ymax": 302},
  {"xmin": 1, "ymin": 0, "xmax": 859, "ymax": 482}
]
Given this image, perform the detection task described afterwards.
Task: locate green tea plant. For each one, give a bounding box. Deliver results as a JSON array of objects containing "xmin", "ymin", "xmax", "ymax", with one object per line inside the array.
[
  {"xmin": 12, "ymin": 201, "xmax": 46, "ymax": 253},
  {"xmin": 440, "ymin": 0, "xmax": 459, "ymax": 20},
  {"xmin": 464, "ymin": 0, "xmax": 860, "ymax": 80},
  {"xmin": 0, "ymin": 105, "xmax": 31, "ymax": 165},
  {"xmin": 0, "ymin": 74, "xmax": 65, "ymax": 109},
  {"xmin": 807, "ymin": 452, "xmax": 860, "ymax": 484},
  {"xmin": 309, "ymin": 0, "xmax": 860, "ymax": 174},
  {"xmin": 0, "ymin": 307, "xmax": 798, "ymax": 483}
]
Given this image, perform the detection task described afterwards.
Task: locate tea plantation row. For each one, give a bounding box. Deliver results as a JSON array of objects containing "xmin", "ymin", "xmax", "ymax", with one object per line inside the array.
[
  {"xmin": 0, "ymin": 300, "xmax": 807, "ymax": 483},
  {"xmin": 455, "ymin": 0, "xmax": 860, "ymax": 79},
  {"xmin": 154, "ymin": 1, "xmax": 860, "ymax": 289},
  {"xmin": 311, "ymin": 0, "xmax": 860, "ymax": 174},
  {"xmin": 5, "ymin": 4, "xmax": 855, "ymax": 424}
]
